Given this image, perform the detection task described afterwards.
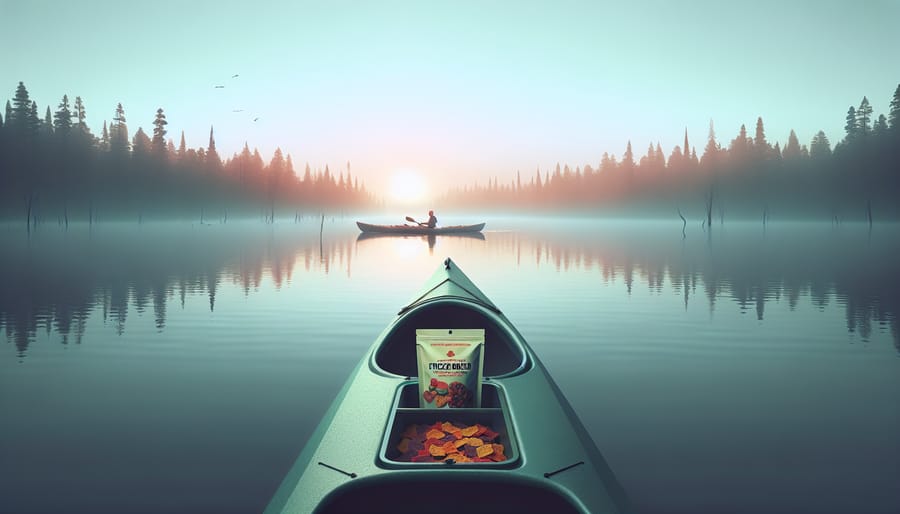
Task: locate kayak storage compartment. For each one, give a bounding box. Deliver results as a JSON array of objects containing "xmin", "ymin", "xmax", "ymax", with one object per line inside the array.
[
  {"xmin": 378, "ymin": 381, "xmax": 520, "ymax": 469},
  {"xmin": 373, "ymin": 300, "xmax": 529, "ymax": 378}
]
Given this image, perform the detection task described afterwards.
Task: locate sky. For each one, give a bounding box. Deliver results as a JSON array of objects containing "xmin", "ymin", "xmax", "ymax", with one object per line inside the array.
[{"xmin": 2, "ymin": 0, "xmax": 898, "ymax": 204}]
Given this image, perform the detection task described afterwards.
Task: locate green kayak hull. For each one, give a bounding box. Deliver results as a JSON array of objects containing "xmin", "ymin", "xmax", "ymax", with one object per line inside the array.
[{"xmin": 264, "ymin": 258, "xmax": 630, "ymax": 514}]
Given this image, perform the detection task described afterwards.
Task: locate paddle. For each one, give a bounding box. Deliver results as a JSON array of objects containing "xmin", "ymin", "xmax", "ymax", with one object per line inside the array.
[{"xmin": 405, "ymin": 216, "xmax": 423, "ymax": 226}]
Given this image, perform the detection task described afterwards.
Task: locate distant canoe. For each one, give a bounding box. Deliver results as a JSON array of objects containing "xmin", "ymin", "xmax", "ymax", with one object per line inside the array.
[
  {"xmin": 356, "ymin": 221, "xmax": 485, "ymax": 235},
  {"xmin": 356, "ymin": 231, "xmax": 485, "ymax": 242}
]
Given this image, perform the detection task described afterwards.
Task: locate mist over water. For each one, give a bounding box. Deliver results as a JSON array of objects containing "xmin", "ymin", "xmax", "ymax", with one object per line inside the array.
[{"xmin": 1, "ymin": 217, "xmax": 898, "ymax": 514}]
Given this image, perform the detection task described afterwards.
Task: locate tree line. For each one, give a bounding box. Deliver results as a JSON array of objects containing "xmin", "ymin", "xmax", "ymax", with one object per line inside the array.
[
  {"xmin": 442, "ymin": 84, "xmax": 900, "ymax": 222},
  {"xmin": 0, "ymin": 81, "xmax": 376, "ymax": 227}
]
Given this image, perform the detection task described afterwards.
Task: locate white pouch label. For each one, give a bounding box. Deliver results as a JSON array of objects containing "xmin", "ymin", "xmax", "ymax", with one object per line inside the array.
[{"xmin": 416, "ymin": 329, "xmax": 485, "ymax": 408}]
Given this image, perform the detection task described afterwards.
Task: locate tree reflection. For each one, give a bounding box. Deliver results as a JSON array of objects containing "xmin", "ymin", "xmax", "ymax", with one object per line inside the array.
[{"xmin": 2, "ymin": 222, "xmax": 897, "ymax": 359}]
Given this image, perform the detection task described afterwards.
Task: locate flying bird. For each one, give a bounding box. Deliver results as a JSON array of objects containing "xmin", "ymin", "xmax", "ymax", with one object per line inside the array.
[
  {"xmin": 232, "ymin": 74, "xmax": 239, "ymax": 78},
  {"xmin": 214, "ymin": 85, "xmax": 224, "ymax": 88},
  {"xmin": 253, "ymin": 117, "xmax": 260, "ymax": 122},
  {"xmin": 232, "ymin": 109, "xmax": 244, "ymax": 112}
]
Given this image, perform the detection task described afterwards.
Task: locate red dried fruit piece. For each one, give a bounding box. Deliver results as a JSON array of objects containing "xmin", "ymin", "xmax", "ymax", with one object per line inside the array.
[
  {"xmin": 481, "ymin": 429, "xmax": 499, "ymax": 441},
  {"xmin": 411, "ymin": 454, "xmax": 433, "ymax": 463}
]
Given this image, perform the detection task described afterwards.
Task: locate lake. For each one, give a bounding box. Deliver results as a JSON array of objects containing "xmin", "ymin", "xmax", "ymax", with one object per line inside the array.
[{"xmin": 1, "ymin": 216, "xmax": 898, "ymax": 514}]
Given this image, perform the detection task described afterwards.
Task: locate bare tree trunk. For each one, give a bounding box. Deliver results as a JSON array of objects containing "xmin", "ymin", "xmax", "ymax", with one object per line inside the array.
[
  {"xmin": 677, "ymin": 208, "xmax": 686, "ymax": 239},
  {"xmin": 24, "ymin": 192, "xmax": 36, "ymax": 235}
]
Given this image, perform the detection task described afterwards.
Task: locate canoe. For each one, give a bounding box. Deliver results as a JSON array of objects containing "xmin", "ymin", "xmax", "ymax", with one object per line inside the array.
[
  {"xmin": 356, "ymin": 221, "xmax": 485, "ymax": 235},
  {"xmin": 356, "ymin": 231, "xmax": 485, "ymax": 242},
  {"xmin": 264, "ymin": 258, "xmax": 630, "ymax": 514}
]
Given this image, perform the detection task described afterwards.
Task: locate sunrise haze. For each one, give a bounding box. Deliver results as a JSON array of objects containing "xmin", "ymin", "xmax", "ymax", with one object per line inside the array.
[{"xmin": 2, "ymin": 0, "xmax": 898, "ymax": 203}]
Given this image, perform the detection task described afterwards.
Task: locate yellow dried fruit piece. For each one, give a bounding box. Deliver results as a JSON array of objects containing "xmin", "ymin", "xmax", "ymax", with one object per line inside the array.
[
  {"xmin": 467, "ymin": 437, "xmax": 484, "ymax": 447},
  {"xmin": 453, "ymin": 438, "xmax": 469, "ymax": 449},
  {"xmin": 476, "ymin": 444, "xmax": 494, "ymax": 458},
  {"xmin": 396, "ymin": 438, "xmax": 410, "ymax": 454},
  {"xmin": 429, "ymin": 444, "xmax": 446, "ymax": 457},
  {"xmin": 425, "ymin": 429, "xmax": 446, "ymax": 440},
  {"xmin": 441, "ymin": 422, "xmax": 459, "ymax": 433},
  {"xmin": 460, "ymin": 426, "xmax": 478, "ymax": 437}
]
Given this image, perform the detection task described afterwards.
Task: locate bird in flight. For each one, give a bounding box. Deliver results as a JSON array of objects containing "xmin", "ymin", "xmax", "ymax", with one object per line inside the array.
[
  {"xmin": 253, "ymin": 117, "xmax": 260, "ymax": 122},
  {"xmin": 214, "ymin": 85, "xmax": 224, "ymax": 88},
  {"xmin": 232, "ymin": 74, "xmax": 239, "ymax": 78}
]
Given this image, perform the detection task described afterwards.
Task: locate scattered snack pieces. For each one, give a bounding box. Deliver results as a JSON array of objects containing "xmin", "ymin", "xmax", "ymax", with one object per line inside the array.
[{"xmin": 393, "ymin": 421, "xmax": 506, "ymax": 463}]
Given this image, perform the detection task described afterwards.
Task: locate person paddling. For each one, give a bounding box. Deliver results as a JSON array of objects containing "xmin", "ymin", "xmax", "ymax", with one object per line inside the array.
[{"xmin": 421, "ymin": 210, "xmax": 437, "ymax": 228}]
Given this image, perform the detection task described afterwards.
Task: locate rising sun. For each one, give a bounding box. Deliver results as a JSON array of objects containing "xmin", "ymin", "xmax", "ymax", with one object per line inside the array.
[{"xmin": 389, "ymin": 169, "xmax": 427, "ymax": 205}]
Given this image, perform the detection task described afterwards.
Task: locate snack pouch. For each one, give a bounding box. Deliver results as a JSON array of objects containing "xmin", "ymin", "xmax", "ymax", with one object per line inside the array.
[{"xmin": 416, "ymin": 329, "xmax": 484, "ymax": 408}]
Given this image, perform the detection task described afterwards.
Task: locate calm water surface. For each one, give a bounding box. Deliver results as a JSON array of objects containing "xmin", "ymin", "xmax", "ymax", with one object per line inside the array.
[{"xmin": 1, "ymin": 217, "xmax": 898, "ymax": 514}]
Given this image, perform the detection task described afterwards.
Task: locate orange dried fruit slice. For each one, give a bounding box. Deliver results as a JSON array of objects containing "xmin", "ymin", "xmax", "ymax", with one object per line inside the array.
[
  {"xmin": 426, "ymin": 429, "xmax": 446, "ymax": 440},
  {"xmin": 429, "ymin": 444, "xmax": 446, "ymax": 457},
  {"xmin": 476, "ymin": 445, "xmax": 494, "ymax": 458},
  {"xmin": 467, "ymin": 437, "xmax": 484, "ymax": 447},
  {"xmin": 460, "ymin": 425, "xmax": 479, "ymax": 437}
]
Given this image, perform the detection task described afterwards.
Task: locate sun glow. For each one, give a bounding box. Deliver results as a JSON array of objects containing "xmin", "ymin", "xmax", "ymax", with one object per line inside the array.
[{"xmin": 388, "ymin": 169, "xmax": 428, "ymax": 205}]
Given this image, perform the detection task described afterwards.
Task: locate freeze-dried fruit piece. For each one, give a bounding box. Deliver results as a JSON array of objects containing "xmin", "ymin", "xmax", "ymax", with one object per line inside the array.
[
  {"xmin": 460, "ymin": 425, "xmax": 478, "ymax": 437},
  {"xmin": 426, "ymin": 429, "xmax": 446, "ymax": 440},
  {"xmin": 476, "ymin": 444, "xmax": 494, "ymax": 458}
]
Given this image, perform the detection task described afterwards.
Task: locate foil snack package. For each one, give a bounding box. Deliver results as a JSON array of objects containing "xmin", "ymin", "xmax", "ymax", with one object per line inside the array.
[{"xmin": 416, "ymin": 329, "xmax": 485, "ymax": 408}]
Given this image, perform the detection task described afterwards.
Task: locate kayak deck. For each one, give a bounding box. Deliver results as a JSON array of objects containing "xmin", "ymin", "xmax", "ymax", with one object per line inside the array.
[{"xmin": 264, "ymin": 259, "xmax": 629, "ymax": 514}]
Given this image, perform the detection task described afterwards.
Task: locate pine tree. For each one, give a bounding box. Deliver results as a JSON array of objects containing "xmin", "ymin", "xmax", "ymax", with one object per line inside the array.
[
  {"xmin": 100, "ymin": 121, "xmax": 110, "ymax": 151},
  {"xmin": 151, "ymin": 108, "xmax": 167, "ymax": 156},
  {"xmin": 178, "ymin": 131, "xmax": 186, "ymax": 158},
  {"xmin": 729, "ymin": 124, "xmax": 750, "ymax": 161},
  {"xmin": 809, "ymin": 130, "xmax": 832, "ymax": 159},
  {"xmin": 702, "ymin": 119, "xmax": 720, "ymax": 166},
  {"xmin": 207, "ymin": 126, "xmax": 220, "ymax": 168},
  {"xmin": 73, "ymin": 96, "xmax": 88, "ymax": 134},
  {"xmin": 10, "ymin": 81, "xmax": 37, "ymax": 135},
  {"xmin": 132, "ymin": 127, "xmax": 151, "ymax": 156},
  {"xmin": 782, "ymin": 129, "xmax": 802, "ymax": 159},
  {"xmin": 889, "ymin": 83, "xmax": 900, "ymax": 133},
  {"xmin": 622, "ymin": 141, "xmax": 634, "ymax": 172},
  {"xmin": 753, "ymin": 116, "xmax": 771, "ymax": 158},
  {"xmin": 872, "ymin": 114, "xmax": 888, "ymax": 137},
  {"xmin": 110, "ymin": 103, "xmax": 130, "ymax": 153},
  {"xmin": 44, "ymin": 106, "xmax": 54, "ymax": 135},
  {"xmin": 844, "ymin": 106, "xmax": 858, "ymax": 142},
  {"xmin": 54, "ymin": 94, "xmax": 73, "ymax": 133},
  {"xmin": 856, "ymin": 96, "xmax": 872, "ymax": 135}
]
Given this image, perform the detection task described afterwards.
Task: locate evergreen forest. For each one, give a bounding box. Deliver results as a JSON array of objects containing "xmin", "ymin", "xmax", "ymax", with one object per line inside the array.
[
  {"xmin": 2, "ymin": 81, "xmax": 899, "ymax": 225},
  {"xmin": 0, "ymin": 82, "xmax": 375, "ymax": 226}
]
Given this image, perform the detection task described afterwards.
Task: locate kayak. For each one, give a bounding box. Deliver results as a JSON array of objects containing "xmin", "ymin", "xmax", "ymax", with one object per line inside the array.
[
  {"xmin": 356, "ymin": 221, "xmax": 485, "ymax": 235},
  {"xmin": 264, "ymin": 258, "xmax": 630, "ymax": 514},
  {"xmin": 356, "ymin": 231, "xmax": 485, "ymax": 242}
]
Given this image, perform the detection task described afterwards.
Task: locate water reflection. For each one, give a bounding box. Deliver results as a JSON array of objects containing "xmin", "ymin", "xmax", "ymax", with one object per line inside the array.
[{"xmin": 1, "ymin": 220, "xmax": 898, "ymax": 359}]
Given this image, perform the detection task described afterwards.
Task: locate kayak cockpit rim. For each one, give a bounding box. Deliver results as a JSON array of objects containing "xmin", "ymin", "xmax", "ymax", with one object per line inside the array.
[{"xmin": 371, "ymin": 298, "xmax": 531, "ymax": 379}]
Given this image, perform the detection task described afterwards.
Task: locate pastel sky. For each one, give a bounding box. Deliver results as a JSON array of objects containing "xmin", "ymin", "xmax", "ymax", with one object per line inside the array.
[{"xmin": 2, "ymin": 0, "xmax": 898, "ymax": 201}]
